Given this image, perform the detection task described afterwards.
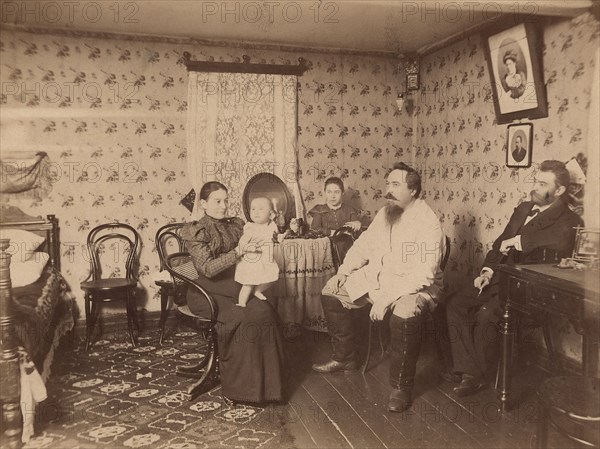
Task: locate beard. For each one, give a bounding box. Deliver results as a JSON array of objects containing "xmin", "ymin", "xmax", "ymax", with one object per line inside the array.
[
  {"xmin": 530, "ymin": 190, "xmax": 555, "ymax": 206},
  {"xmin": 384, "ymin": 204, "xmax": 403, "ymax": 226},
  {"xmin": 383, "ymin": 193, "xmax": 404, "ymax": 226}
]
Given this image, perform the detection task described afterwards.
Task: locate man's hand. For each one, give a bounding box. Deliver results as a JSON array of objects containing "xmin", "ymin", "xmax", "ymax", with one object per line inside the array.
[
  {"xmin": 499, "ymin": 236, "xmax": 520, "ymax": 255},
  {"xmin": 344, "ymin": 221, "xmax": 362, "ymax": 232},
  {"xmin": 370, "ymin": 300, "xmax": 389, "ymax": 321},
  {"xmin": 473, "ymin": 272, "xmax": 492, "ymax": 291},
  {"xmin": 324, "ymin": 274, "xmax": 347, "ymax": 294}
]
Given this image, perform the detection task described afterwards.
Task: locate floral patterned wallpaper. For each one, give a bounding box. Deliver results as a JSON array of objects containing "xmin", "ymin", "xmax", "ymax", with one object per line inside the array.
[
  {"xmin": 412, "ymin": 13, "xmax": 599, "ymax": 362},
  {"xmin": 1, "ymin": 12, "xmax": 597, "ymax": 366},
  {"xmin": 0, "ymin": 27, "xmax": 406, "ymax": 317}
]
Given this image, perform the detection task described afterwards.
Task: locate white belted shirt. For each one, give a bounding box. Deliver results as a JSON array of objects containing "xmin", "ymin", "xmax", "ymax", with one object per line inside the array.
[{"xmin": 337, "ymin": 198, "xmax": 445, "ymax": 311}]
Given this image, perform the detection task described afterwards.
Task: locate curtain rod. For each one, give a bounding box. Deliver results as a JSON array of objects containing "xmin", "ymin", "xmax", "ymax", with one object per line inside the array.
[{"xmin": 183, "ymin": 52, "xmax": 307, "ymax": 75}]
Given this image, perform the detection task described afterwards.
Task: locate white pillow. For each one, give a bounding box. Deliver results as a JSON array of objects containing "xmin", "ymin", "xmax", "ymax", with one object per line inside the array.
[
  {"xmin": 10, "ymin": 252, "xmax": 49, "ymax": 288},
  {"xmin": 0, "ymin": 229, "xmax": 46, "ymax": 263}
]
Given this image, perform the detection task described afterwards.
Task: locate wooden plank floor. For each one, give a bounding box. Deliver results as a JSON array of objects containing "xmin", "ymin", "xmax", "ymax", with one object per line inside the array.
[{"xmin": 283, "ymin": 327, "xmax": 564, "ymax": 449}]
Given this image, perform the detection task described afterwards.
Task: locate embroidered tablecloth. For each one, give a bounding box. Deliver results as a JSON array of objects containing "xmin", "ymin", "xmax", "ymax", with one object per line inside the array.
[{"xmin": 272, "ymin": 237, "xmax": 335, "ymax": 333}]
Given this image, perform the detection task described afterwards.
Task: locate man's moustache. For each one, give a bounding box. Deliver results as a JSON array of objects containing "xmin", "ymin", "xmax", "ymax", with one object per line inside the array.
[{"xmin": 384, "ymin": 193, "xmax": 397, "ymax": 201}]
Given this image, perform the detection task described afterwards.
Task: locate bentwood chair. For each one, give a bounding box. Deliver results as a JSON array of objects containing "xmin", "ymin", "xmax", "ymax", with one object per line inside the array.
[
  {"xmin": 80, "ymin": 223, "xmax": 141, "ymax": 351},
  {"xmin": 329, "ymin": 226, "xmax": 359, "ymax": 270},
  {"xmin": 156, "ymin": 223, "xmax": 220, "ymax": 400},
  {"xmin": 362, "ymin": 235, "xmax": 452, "ymax": 373},
  {"xmin": 536, "ymin": 376, "xmax": 600, "ymax": 448},
  {"xmin": 155, "ymin": 223, "xmax": 187, "ymax": 345}
]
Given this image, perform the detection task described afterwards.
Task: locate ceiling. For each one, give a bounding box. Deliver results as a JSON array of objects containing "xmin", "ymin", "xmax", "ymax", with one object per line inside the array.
[{"xmin": 0, "ymin": 0, "xmax": 593, "ymax": 54}]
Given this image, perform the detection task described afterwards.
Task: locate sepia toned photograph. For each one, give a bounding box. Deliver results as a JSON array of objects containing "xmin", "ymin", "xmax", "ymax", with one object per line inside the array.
[
  {"xmin": 1, "ymin": 1, "xmax": 599, "ymax": 448},
  {"xmin": 506, "ymin": 123, "xmax": 533, "ymax": 168},
  {"xmin": 483, "ymin": 22, "xmax": 549, "ymax": 124}
]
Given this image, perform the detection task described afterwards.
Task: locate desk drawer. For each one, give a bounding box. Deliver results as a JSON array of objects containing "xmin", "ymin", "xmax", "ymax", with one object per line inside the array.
[
  {"xmin": 507, "ymin": 277, "xmax": 528, "ymax": 305},
  {"xmin": 529, "ymin": 287, "xmax": 581, "ymax": 320}
]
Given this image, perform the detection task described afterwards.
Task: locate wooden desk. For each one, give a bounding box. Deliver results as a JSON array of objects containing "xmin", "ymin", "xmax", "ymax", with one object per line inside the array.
[{"xmin": 496, "ymin": 264, "xmax": 600, "ymax": 411}]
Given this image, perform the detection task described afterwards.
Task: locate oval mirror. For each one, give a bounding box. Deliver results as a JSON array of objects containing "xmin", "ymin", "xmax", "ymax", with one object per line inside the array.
[{"xmin": 242, "ymin": 173, "xmax": 294, "ymax": 224}]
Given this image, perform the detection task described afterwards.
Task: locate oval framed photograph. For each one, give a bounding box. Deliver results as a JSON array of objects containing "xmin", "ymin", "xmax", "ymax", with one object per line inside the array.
[{"xmin": 482, "ymin": 21, "xmax": 548, "ymax": 124}]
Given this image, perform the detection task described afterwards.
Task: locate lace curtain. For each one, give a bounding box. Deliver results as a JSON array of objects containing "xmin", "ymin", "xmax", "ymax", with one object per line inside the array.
[{"xmin": 186, "ymin": 71, "xmax": 303, "ymax": 220}]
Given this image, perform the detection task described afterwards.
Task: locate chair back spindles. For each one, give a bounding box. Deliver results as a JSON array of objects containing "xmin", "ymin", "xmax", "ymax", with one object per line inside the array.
[
  {"xmin": 155, "ymin": 223, "xmax": 217, "ymax": 322},
  {"xmin": 81, "ymin": 222, "xmax": 141, "ymax": 351},
  {"xmin": 155, "ymin": 223, "xmax": 186, "ymax": 272},
  {"xmin": 86, "ymin": 223, "xmax": 140, "ymax": 281}
]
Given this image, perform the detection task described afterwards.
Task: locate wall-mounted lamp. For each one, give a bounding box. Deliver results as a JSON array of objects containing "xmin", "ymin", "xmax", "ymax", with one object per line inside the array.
[
  {"xmin": 395, "ymin": 52, "xmax": 420, "ymax": 114},
  {"xmin": 395, "ymin": 93, "xmax": 405, "ymax": 112}
]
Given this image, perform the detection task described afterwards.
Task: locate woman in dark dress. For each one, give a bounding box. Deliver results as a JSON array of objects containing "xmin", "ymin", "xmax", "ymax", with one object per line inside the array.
[
  {"xmin": 180, "ymin": 181, "xmax": 285, "ymax": 404},
  {"xmin": 308, "ymin": 177, "xmax": 361, "ymax": 235}
]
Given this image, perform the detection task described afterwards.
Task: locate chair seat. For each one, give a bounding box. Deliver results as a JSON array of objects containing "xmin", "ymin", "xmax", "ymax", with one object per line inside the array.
[
  {"xmin": 538, "ymin": 376, "xmax": 600, "ymax": 419},
  {"xmin": 81, "ymin": 278, "xmax": 137, "ymax": 290}
]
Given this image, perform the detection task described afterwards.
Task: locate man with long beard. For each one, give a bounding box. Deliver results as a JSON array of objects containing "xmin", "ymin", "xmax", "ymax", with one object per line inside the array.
[
  {"xmin": 312, "ymin": 162, "xmax": 445, "ymax": 413},
  {"xmin": 444, "ymin": 160, "xmax": 583, "ymax": 397}
]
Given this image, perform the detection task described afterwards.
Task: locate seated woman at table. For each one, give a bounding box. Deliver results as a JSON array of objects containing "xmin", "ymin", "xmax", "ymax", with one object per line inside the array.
[
  {"xmin": 308, "ymin": 177, "xmax": 361, "ymax": 235},
  {"xmin": 235, "ymin": 196, "xmax": 281, "ymax": 307},
  {"xmin": 181, "ymin": 182, "xmax": 285, "ymax": 405}
]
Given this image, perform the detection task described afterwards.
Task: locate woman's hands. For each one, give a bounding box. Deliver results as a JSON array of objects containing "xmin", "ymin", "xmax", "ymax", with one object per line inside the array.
[
  {"xmin": 235, "ymin": 244, "xmax": 263, "ymax": 258},
  {"xmin": 344, "ymin": 221, "xmax": 362, "ymax": 232}
]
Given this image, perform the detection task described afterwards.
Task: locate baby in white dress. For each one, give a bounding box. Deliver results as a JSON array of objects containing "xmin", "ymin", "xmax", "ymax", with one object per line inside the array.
[{"xmin": 235, "ymin": 197, "xmax": 281, "ymax": 307}]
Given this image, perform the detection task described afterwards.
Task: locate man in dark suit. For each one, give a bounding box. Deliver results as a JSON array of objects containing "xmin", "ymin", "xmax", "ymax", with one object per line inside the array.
[
  {"xmin": 512, "ymin": 136, "xmax": 527, "ymax": 163},
  {"xmin": 444, "ymin": 160, "xmax": 583, "ymax": 396}
]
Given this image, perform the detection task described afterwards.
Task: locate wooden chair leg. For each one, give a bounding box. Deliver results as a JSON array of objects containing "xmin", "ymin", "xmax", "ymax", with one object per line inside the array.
[
  {"xmin": 176, "ymin": 324, "xmax": 211, "ymax": 378},
  {"xmin": 84, "ymin": 292, "xmax": 91, "ymax": 351},
  {"xmin": 158, "ymin": 285, "xmax": 170, "ymax": 345},
  {"xmin": 85, "ymin": 294, "xmax": 99, "ymax": 351},
  {"xmin": 125, "ymin": 291, "xmax": 138, "ymax": 347},
  {"xmin": 131, "ymin": 290, "xmax": 140, "ymax": 332},
  {"xmin": 536, "ymin": 401, "xmax": 548, "ymax": 449},
  {"xmin": 186, "ymin": 331, "xmax": 219, "ymax": 400}
]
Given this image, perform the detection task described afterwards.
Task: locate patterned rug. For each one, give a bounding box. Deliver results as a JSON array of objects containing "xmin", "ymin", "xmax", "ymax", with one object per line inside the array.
[{"xmin": 25, "ymin": 328, "xmax": 297, "ymax": 449}]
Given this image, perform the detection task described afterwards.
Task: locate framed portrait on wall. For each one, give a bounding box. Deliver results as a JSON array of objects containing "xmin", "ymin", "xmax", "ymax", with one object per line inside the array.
[
  {"xmin": 482, "ymin": 22, "xmax": 548, "ymax": 125},
  {"xmin": 506, "ymin": 123, "xmax": 533, "ymax": 168},
  {"xmin": 406, "ymin": 73, "xmax": 419, "ymax": 91}
]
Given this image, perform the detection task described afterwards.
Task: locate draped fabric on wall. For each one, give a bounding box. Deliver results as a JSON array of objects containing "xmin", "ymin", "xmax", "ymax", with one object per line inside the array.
[
  {"xmin": 0, "ymin": 151, "xmax": 53, "ymax": 201},
  {"xmin": 186, "ymin": 71, "xmax": 302, "ymax": 220}
]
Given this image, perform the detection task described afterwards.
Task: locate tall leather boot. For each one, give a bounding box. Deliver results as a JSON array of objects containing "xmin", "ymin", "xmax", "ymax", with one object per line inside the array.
[
  {"xmin": 312, "ymin": 295, "xmax": 357, "ymax": 373},
  {"xmin": 388, "ymin": 314, "xmax": 423, "ymax": 412}
]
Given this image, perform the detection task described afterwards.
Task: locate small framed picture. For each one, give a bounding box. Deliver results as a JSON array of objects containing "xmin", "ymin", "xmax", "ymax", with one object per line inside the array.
[
  {"xmin": 506, "ymin": 123, "xmax": 532, "ymax": 168},
  {"xmin": 406, "ymin": 73, "xmax": 419, "ymax": 91},
  {"xmin": 572, "ymin": 227, "xmax": 600, "ymax": 265}
]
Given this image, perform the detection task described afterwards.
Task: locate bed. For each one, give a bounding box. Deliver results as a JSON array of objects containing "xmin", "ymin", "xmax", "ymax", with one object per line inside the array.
[{"xmin": 0, "ymin": 206, "xmax": 75, "ymax": 447}]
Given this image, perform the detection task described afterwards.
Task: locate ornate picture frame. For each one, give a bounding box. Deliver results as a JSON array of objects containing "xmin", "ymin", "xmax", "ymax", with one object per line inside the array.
[
  {"xmin": 482, "ymin": 22, "xmax": 548, "ymax": 125},
  {"xmin": 506, "ymin": 123, "xmax": 533, "ymax": 168}
]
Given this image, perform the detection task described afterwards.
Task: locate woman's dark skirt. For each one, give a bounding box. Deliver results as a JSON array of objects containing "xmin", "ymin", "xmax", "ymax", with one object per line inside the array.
[{"xmin": 186, "ymin": 266, "xmax": 285, "ymax": 404}]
